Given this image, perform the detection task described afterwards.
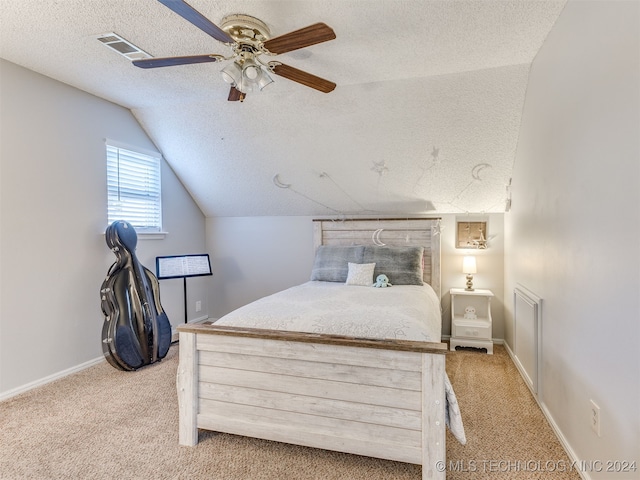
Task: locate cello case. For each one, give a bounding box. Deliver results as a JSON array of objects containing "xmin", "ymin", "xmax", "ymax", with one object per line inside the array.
[{"xmin": 100, "ymin": 221, "xmax": 172, "ymax": 371}]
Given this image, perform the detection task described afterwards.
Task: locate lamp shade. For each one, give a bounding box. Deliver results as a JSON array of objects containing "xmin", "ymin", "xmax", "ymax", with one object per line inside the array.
[
  {"xmin": 221, "ymin": 61, "xmax": 242, "ymax": 85},
  {"xmin": 222, "ymin": 58, "xmax": 275, "ymax": 94},
  {"xmin": 240, "ymin": 59, "xmax": 274, "ymax": 92},
  {"xmin": 244, "ymin": 63, "xmax": 261, "ymax": 80},
  {"xmin": 462, "ymin": 256, "xmax": 477, "ymax": 274},
  {"xmin": 256, "ymin": 69, "xmax": 274, "ymax": 90}
]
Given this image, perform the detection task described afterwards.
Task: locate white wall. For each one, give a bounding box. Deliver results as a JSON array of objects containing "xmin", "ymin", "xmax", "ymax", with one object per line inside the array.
[
  {"xmin": 206, "ymin": 214, "xmax": 505, "ymax": 339},
  {"xmin": 206, "ymin": 216, "xmax": 315, "ymax": 319},
  {"xmin": 504, "ymin": 1, "xmax": 639, "ymax": 476},
  {"xmin": 0, "ymin": 60, "xmax": 207, "ymax": 397}
]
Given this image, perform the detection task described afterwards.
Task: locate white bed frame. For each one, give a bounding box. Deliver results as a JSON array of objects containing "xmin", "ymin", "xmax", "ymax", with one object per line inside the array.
[{"xmin": 177, "ymin": 218, "xmax": 448, "ymax": 479}]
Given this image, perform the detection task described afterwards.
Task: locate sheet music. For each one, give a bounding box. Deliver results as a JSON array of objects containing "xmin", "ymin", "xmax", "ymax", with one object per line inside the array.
[{"xmin": 157, "ymin": 255, "xmax": 211, "ymax": 278}]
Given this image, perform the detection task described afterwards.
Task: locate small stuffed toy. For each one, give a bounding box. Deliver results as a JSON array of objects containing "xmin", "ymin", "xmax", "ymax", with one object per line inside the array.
[
  {"xmin": 463, "ymin": 306, "xmax": 477, "ymax": 320},
  {"xmin": 373, "ymin": 274, "xmax": 392, "ymax": 288}
]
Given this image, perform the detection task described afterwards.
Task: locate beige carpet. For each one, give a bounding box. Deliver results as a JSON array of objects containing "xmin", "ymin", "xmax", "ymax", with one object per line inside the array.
[{"xmin": 0, "ymin": 344, "xmax": 580, "ymax": 480}]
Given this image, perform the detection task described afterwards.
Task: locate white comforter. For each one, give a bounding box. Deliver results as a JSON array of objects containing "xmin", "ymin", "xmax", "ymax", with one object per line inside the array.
[
  {"xmin": 216, "ymin": 281, "xmax": 442, "ymax": 341},
  {"xmin": 215, "ymin": 281, "xmax": 466, "ymax": 444}
]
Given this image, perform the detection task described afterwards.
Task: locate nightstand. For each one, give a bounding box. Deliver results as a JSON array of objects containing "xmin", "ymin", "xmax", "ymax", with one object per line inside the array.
[{"xmin": 449, "ymin": 288, "xmax": 494, "ymax": 354}]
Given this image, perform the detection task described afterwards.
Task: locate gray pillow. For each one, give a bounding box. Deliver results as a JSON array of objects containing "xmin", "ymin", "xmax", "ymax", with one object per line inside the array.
[
  {"xmin": 310, "ymin": 245, "xmax": 365, "ymax": 282},
  {"xmin": 363, "ymin": 246, "xmax": 424, "ymax": 285}
]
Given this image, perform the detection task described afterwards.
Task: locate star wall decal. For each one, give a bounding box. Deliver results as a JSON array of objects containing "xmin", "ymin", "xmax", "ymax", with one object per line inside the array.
[
  {"xmin": 431, "ymin": 146, "xmax": 440, "ymax": 162},
  {"xmin": 371, "ymin": 160, "xmax": 389, "ymax": 176}
]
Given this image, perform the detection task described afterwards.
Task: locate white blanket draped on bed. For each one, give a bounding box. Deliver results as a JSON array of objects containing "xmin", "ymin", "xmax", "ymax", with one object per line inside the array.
[{"xmin": 215, "ymin": 281, "xmax": 467, "ymax": 444}]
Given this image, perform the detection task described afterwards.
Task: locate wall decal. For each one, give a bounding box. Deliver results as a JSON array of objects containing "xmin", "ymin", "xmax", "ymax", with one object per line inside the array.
[
  {"xmin": 319, "ymin": 171, "xmax": 370, "ymax": 212},
  {"xmin": 505, "ymin": 178, "xmax": 512, "ymax": 212},
  {"xmin": 272, "ymin": 173, "xmax": 342, "ymax": 214},
  {"xmin": 432, "ymin": 218, "xmax": 444, "ymax": 236},
  {"xmin": 370, "ymin": 160, "xmax": 389, "ymax": 177},
  {"xmin": 272, "ymin": 174, "xmax": 291, "ymax": 189},
  {"xmin": 431, "ymin": 146, "xmax": 440, "ymax": 162},
  {"xmin": 372, "ymin": 228, "xmax": 386, "ymax": 246},
  {"xmin": 471, "ymin": 163, "xmax": 492, "ymax": 181},
  {"xmin": 413, "ymin": 146, "xmax": 441, "ymax": 195},
  {"xmin": 273, "ymin": 153, "xmax": 499, "ymax": 215},
  {"xmin": 446, "ymin": 163, "xmax": 494, "ymax": 212}
]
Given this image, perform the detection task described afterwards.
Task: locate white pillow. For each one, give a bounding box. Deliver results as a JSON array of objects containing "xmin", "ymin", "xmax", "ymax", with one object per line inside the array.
[{"xmin": 345, "ymin": 262, "xmax": 376, "ymax": 286}]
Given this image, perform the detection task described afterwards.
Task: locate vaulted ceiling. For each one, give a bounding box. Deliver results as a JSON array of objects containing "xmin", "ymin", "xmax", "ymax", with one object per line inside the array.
[{"xmin": 0, "ymin": 0, "xmax": 566, "ymax": 216}]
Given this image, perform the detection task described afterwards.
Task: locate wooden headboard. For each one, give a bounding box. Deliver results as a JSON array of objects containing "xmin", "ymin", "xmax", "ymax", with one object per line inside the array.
[{"xmin": 312, "ymin": 218, "xmax": 442, "ymax": 299}]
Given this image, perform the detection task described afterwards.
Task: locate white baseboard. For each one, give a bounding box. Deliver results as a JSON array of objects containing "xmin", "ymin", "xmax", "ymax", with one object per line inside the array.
[
  {"xmin": 1, "ymin": 319, "xmax": 210, "ymax": 402},
  {"xmin": 171, "ymin": 315, "xmax": 210, "ymax": 341},
  {"xmin": 503, "ymin": 342, "xmax": 589, "ymax": 480},
  {"xmin": 0, "ymin": 355, "xmax": 105, "ymax": 402},
  {"xmin": 191, "ymin": 314, "xmax": 210, "ymax": 323}
]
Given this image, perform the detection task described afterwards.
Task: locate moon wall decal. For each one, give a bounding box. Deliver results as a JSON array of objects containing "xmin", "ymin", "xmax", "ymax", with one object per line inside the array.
[
  {"xmin": 272, "ymin": 174, "xmax": 291, "ymax": 189},
  {"xmin": 471, "ymin": 163, "xmax": 492, "ymax": 181},
  {"xmin": 372, "ymin": 228, "xmax": 386, "ymax": 246}
]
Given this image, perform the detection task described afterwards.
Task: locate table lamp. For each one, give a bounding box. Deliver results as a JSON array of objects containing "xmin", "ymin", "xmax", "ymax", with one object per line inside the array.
[{"xmin": 462, "ymin": 256, "xmax": 477, "ymax": 291}]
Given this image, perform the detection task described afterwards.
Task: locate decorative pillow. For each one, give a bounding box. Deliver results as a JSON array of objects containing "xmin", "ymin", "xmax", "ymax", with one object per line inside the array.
[
  {"xmin": 362, "ymin": 246, "xmax": 424, "ymax": 285},
  {"xmin": 345, "ymin": 263, "xmax": 376, "ymax": 286},
  {"xmin": 310, "ymin": 245, "xmax": 365, "ymax": 282}
]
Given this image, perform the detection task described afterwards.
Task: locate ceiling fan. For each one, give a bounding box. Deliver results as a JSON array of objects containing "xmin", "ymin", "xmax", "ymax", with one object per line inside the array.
[{"xmin": 133, "ymin": 0, "xmax": 337, "ymax": 102}]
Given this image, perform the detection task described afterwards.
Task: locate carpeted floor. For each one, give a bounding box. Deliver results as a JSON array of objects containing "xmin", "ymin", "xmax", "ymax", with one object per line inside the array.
[{"xmin": 0, "ymin": 344, "xmax": 580, "ymax": 479}]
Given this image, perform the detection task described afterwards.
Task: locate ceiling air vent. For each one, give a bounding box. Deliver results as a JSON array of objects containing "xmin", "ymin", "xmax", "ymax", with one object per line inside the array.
[{"xmin": 96, "ymin": 33, "xmax": 151, "ymax": 61}]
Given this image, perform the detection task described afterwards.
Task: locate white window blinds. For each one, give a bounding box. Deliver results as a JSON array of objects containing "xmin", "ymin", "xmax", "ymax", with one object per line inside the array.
[{"xmin": 106, "ymin": 143, "xmax": 162, "ymax": 232}]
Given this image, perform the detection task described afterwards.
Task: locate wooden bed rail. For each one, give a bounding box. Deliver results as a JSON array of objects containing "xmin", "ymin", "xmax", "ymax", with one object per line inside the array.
[{"xmin": 177, "ymin": 323, "xmax": 449, "ymax": 355}]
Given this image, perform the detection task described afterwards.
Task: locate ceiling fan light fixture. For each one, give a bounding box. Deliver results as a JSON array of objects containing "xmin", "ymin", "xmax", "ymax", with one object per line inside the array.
[
  {"xmin": 256, "ymin": 70, "xmax": 274, "ymax": 91},
  {"xmin": 243, "ymin": 63, "xmax": 260, "ymax": 80},
  {"xmin": 221, "ymin": 61, "xmax": 242, "ymax": 85},
  {"xmin": 137, "ymin": 2, "xmax": 336, "ymax": 101},
  {"xmin": 223, "ymin": 57, "xmax": 274, "ymax": 93},
  {"xmin": 240, "ymin": 58, "xmax": 261, "ymax": 87}
]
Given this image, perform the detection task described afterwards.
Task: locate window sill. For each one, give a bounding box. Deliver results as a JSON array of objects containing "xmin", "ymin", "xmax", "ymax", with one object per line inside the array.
[
  {"xmin": 102, "ymin": 231, "xmax": 168, "ymax": 240},
  {"xmin": 138, "ymin": 232, "xmax": 168, "ymax": 240}
]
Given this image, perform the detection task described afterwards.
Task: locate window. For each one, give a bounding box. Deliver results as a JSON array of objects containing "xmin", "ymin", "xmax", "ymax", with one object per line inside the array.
[{"xmin": 106, "ymin": 142, "xmax": 162, "ymax": 233}]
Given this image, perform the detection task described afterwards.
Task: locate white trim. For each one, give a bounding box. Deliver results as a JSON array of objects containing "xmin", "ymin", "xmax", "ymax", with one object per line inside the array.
[
  {"xmin": 504, "ymin": 341, "xmax": 536, "ymax": 397},
  {"xmin": 138, "ymin": 232, "xmax": 168, "ymax": 239},
  {"xmin": 0, "ymin": 355, "xmax": 105, "ymax": 402},
  {"xmin": 0, "ymin": 318, "xmax": 207, "ymax": 400},
  {"xmin": 441, "ymin": 335, "xmax": 504, "ymax": 344},
  {"xmin": 105, "ymin": 142, "xmax": 163, "ymax": 233},
  {"xmin": 513, "ymin": 285, "xmax": 543, "ymax": 395},
  {"xmin": 503, "ymin": 342, "xmax": 589, "ymax": 480},
  {"xmin": 101, "ymin": 231, "xmax": 168, "ymax": 239},
  {"xmin": 171, "ymin": 316, "xmax": 210, "ymax": 340},
  {"xmin": 104, "ymin": 138, "xmax": 161, "ymax": 159}
]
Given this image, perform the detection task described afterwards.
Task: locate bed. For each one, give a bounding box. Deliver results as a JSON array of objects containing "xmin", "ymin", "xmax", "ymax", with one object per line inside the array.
[{"xmin": 176, "ymin": 218, "xmax": 464, "ymax": 480}]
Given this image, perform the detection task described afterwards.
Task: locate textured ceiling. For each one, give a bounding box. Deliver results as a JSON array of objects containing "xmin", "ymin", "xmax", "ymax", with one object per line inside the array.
[{"xmin": 0, "ymin": 0, "xmax": 567, "ymax": 217}]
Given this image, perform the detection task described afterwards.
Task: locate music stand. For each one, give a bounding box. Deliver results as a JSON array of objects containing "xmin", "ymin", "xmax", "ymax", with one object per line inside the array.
[{"xmin": 156, "ymin": 254, "xmax": 212, "ymax": 324}]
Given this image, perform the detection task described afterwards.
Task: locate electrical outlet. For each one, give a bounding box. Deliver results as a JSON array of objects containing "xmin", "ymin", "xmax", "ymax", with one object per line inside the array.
[
  {"xmin": 195, "ymin": 300, "xmax": 202, "ymax": 313},
  {"xmin": 590, "ymin": 399, "xmax": 601, "ymax": 436}
]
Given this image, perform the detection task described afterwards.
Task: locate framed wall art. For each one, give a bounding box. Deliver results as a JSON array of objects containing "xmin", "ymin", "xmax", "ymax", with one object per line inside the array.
[{"xmin": 456, "ymin": 221, "xmax": 488, "ymax": 249}]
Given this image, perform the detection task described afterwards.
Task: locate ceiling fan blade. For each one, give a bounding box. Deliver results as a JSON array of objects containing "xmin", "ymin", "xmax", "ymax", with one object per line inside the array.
[
  {"xmin": 158, "ymin": 0, "xmax": 234, "ymax": 44},
  {"xmin": 271, "ymin": 63, "xmax": 336, "ymax": 93},
  {"xmin": 228, "ymin": 86, "xmax": 246, "ymax": 102},
  {"xmin": 263, "ymin": 23, "xmax": 336, "ymax": 55},
  {"xmin": 133, "ymin": 55, "xmax": 222, "ymax": 69}
]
